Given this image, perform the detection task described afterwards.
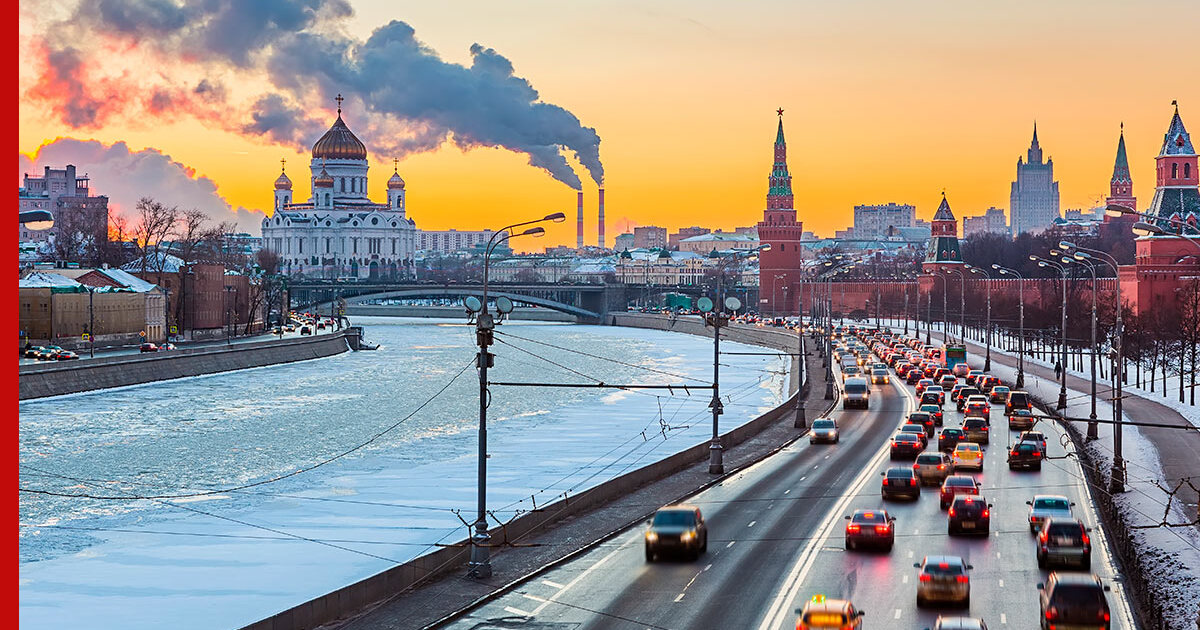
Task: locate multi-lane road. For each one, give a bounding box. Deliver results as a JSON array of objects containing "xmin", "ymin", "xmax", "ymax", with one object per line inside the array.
[{"xmin": 441, "ymin": 332, "xmax": 1137, "ymax": 629}]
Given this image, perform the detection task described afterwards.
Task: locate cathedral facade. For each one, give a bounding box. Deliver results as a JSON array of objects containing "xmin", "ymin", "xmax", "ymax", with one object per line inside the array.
[{"xmin": 261, "ymin": 99, "xmax": 496, "ymax": 279}]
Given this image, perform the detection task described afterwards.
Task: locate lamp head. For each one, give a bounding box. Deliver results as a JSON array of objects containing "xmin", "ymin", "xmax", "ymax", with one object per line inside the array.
[
  {"xmin": 1132, "ymin": 221, "xmax": 1162, "ymax": 237},
  {"xmin": 1105, "ymin": 204, "xmax": 1133, "ymax": 218},
  {"xmin": 990, "ymin": 263, "xmax": 1000, "ymax": 270},
  {"xmin": 1059, "ymin": 240, "xmax": 1075, "ymax": 250},
  {"xmin": 1037, "ymin": 261, "xmax": 1048, "ymax": 268},
  {"xmin": 1073, "ymin": 252, "xmax": 1089, "ymax": 261},
  {"xmin": 522, "ymin": 226, "xmax": 546, "ymax": 237},
  {"xmin": 1028, "ymin": 255, "xmax": 1038, "ymax": 262},
  {"xmin": 758, "ymin": 243, "xmax": 772, "ymax": 252}
]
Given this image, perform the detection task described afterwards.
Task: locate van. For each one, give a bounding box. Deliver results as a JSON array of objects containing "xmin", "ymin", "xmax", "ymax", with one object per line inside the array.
[
  {"xmin": 1005, "ymin": 391, "xmax": 1032, "ymax": 415},
  {"xmin": 843, "ymin": 377, "xmax": 870, "ymax": 410}
]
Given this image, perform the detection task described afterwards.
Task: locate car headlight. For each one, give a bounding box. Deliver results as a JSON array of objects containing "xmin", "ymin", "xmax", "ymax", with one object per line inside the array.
[
  {"xmin": 680, "ymin": 529, "xmax": 696, "ymax": 542},
  {"xmin": 645, "ymin": 531, "xmax": 658, "ymax": 542}
]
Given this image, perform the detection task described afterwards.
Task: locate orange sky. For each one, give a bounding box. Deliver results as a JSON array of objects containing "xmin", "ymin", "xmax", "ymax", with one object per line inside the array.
[{"xmin": 17, "ymin": 0, "xmax": 1200, "ymax": 250}]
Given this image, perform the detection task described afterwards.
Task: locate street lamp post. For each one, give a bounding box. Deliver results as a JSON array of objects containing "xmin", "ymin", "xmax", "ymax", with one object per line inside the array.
[
  {"xmin": 992, "ymin": 264, "xmax": 1025, "ymax": 387},
  {"xmin": 922, "ymin": 272, "xmax": 948, "ymax": 344},
  {"xmin": 86, "ymin": 286, "xmax": 96, "ymax": 358},
  {"xmin": 466, "ymin": 211, "xmax": 565, "ymax": 580},
  {"xmin": 223, "ymin": 286, "xmax": 234, "ymax": 347},
  {"xmin": 1065, "ymin": 254, "xmax": 1099, "ymax": 438},
  {"xmin": 1059, "ymin": 239, "xmax": 1127, "ymax": 492},
  {"xmin": 1031, "ymin": 255, "xmax": 1068, "ymax": 409},
  {"xmin": 965, "ymin": 265, "xmax": 992, "ymax": 371},
  {"xmin": 945, "ymin": 268, "xmax": 966, "ymax": 345}
]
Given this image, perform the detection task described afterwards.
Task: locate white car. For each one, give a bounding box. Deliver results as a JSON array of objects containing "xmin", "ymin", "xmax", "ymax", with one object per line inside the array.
[
  {"xmin": 1026, "ymin": 494, "xmax": 1075, "ymax": 533},
  {"xmin": 810, "ymin": 418, "xmax": 840, "ymax": 444}
]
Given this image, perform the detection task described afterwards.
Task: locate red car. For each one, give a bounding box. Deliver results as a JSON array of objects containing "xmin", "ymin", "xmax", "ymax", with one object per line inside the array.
[
  {"xmin": 139, "ymin": 343, "xmax": 159, "ymax": 353},
  {"xmin": 939, "ymin": 474, "xmax": 981, "ymax": 509},
  {"xmin": 845, "ymin": 508, "xmax": 895, "ymax": 551},
  {"xmin": 916, "ymin": 379, "xmax": 935, "ymax": 397}
]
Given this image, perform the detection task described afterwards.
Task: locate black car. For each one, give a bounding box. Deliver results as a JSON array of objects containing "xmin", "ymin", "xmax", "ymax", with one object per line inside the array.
[
  {"xmin": 844, "ymin": 508, "xmax": 895, "ymax": 551},
  {"xmin": 881, "ymin": 467, "xmax": 920, "ymax": 500},
  {"xmin": 908, "ymin": 412, "xmax": 935, "ymax": 438},
  {"xmin": 1036, "ymin": 518, "xmax": 1092, "ymax": 569},
  {"xmin": 645, "ymin": 504, "xmax": 708, "ymax": 561},
  {"xmin": 962, "ymin": 418, "xmax": 990, "ymax": 445},
  {"xmin": 890, "ymin": 432, "xmax": 924, "ymax": 459},
  {"xmin": 919, "ymin": 392, "xmax": 942, "ymax": 409},
  {"xmin": 1007, "ymin": 442, "xmax": 1043, "ymax": 471},
  {"xmin": 938, "ymin": 428, "xmax": 965, "ymax": 452},
  {"xmin": 1037, "ymin": 572, "xmax": 1111, "ymax": 630},
  {"xmin": 955, "ymin": 388, "xmax": 981, "ymax": 411},
  {"xmin": 1005, "ymin": 391, "xmax": 1033, "ymax": 415},
  {"xmin": 906, "ymin": 369, "xmax": 924, "ymax": 384},
  {"xmin": 948, "ymin": 495, "xmax": 991, "ymax": 535}
]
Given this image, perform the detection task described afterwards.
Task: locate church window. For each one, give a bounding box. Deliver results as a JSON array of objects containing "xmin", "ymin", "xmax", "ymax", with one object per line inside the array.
[
  {"xmin": 1173, "ymin": 163, "xmax": 1179, "ymax": 179},
  {"xmin": 298, "ymin": 239, "xmax": 303, "ymax": 254},
  {"xmin": 1186, "ymin": 164, "xmax": 1192, "ymax": 179},
  {"xmin": 395, "ymin": 196, "xmax": 401, "ymax": 208},
  {"xmin": 352, "ymin": 238, "xmax": 358, "ymax": 254},
  {"xmin": 326, "ymin": 238, "xmax": 331, "ymax": 254},
  {"xmin": 372, "ymin": 217, "xmax": 379, "ymax": 225}
]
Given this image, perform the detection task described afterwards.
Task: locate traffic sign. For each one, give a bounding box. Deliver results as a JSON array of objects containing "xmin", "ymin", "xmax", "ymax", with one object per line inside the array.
[
  {"xmin": 82, "ymin": 333, "xmax": 90, "ymax": 341},
  {"xmin": 169, "ymin": 326, "xmax": 178, "ymax": 334},
  {"xmin": 139, "ymin": 330, "xmax": 147, "ymax": 339}
]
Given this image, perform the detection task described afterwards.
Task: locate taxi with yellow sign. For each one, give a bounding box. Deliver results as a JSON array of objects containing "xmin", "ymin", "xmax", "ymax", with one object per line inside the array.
[{"xmin": 795, "ymin": 594, "xmax": 865, "ymax": 629}]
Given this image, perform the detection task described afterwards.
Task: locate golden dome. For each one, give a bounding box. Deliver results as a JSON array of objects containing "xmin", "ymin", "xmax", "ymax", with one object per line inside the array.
[
  {"xmin": 311, "ymin": 115, "xmax": 367, "ymax": 161},
  {"xmin": 387, "ymin": 170, "xmax": 405, "ymax": 189},
  {"xmin": 313, "ymin": 166, "xmax": 334, "ymax": 188},
  {"xmin": 274, "ymin": 170, "xmax": 292, "ymax": 190}
]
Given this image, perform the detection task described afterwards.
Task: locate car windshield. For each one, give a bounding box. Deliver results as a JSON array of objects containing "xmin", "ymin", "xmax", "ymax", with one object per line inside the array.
[
  {"xmin": 1035, "ymin": 498, "xmax": 1071, "ymax": 511},
  {"xmin": 652, "ymin": 510, "xmax": 696, "ymax": 527},
  {"xmin": 917, "ymin": 454, "xmax": 943, "ymax": 464},
  {"xmin": 1051, "ymin": 584, "xmax": 1106, "ymax": 607},
  {"xmin": 942, "ymin": 429, "xmax": 962, "ymax": 437},
  {"xmin": 887, "ymin": 468, "xmax": 914, "ymax": 478},
  {"xmin": 1016, "ymin": 444, "xmax": 1037, "ymax": 453},
  {"xmin": 895, "ymin": 434, "xmax": 918, "ymax": 443},
  {"xmin": 813, "ymin": 420, "xmax": 836, "ymax": 429},
  {"xmin": 964, "ymin": 419, "xmax": 986, "ymax": 428},
  {"xmin": 946, "ymin": 477, "xmax": 975, "ymax": 487},
  {"xmin": 1047, "ymin": 523, "xmax": 1083, "ymax": 537},
  {"xmin": 958, "ymin": 443, "xmax": 980, "ymax": 452},
  {"xmin": 920, "ymin": 405, "xmax": 939, "ymax": 412},
  {"xmin": 923, "ymin": 561, "xmax": 964, "ymax": 575},
  {"xmin": 853, "ymin": 511, "xmax": 886, "ymax": 524},
  {"xmin": 845, "ymin": 383, "xmax": 867, "ymax": 393}
]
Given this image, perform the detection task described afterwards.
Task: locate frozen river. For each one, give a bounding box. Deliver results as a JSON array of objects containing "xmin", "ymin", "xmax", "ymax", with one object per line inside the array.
[{"xmin": 18, "ymin": 317, "xmax": 788, "ymax": 629}]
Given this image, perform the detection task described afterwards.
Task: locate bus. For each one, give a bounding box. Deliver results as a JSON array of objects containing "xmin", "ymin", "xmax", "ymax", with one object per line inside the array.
[{"xmin": 924, "ymin": 345, "xmax": 967, "ymax": 369}]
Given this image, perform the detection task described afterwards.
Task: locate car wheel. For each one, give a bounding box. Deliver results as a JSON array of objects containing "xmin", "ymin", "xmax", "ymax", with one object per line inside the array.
[
  {"xmin": 884, "ymin": 542, "xmax": 893, "ymax": 553},
  {"xmin": 701, "ymin": 535, "xmax": 708, "ymax": 553},
  {"xmin": 962, "ymin": 594, "xmax": 970, "ymax": 608},
  {"xmin": 645, "ymin": 547, "xmax": 654, "ymax": 562},
  {"xmin": 1082, "ymin": 555, "xmax": 1091, "ymax": 570},
  {"xmin": 948, "ymin": 524, "xmax": 956, "ymax": 536},
  {"xmin": 916, "ymin": 595, "xmax": 926, "ymax": 608},
  {"xmin": 1037, "ymin": 554, "xmax": 1047, "ymax": 569},
  {"xmin": 1034, "ymin": 463, "xmax": 1042, "ymax": 471},
  {"xmin": 845, "ymin": 539, "xmax": 852, "ymax": 550}
]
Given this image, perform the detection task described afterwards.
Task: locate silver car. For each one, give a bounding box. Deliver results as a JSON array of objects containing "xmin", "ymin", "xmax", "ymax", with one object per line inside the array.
[
  {"xmin": 810, "ymin": 418, "xmax": 840, "ymax": 444},
  {"xmin": 915, "ymin": 555, "xmax": 972, "ymax": 608},
  {"xmin": 1026, "ymin": 494, "xmax": 1075, "ymax": 533},
  {"xmin": 914, "ymin": 452, "xmax": 952, "ymax": 485}
]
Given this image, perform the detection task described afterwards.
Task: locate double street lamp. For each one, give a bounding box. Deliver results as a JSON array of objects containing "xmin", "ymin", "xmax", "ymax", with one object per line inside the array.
[
  {"xmin": 1055, "ymin": 251, "xmax": 1100, "ymax": 437},
  {"xmin": 992, "ymin": 264, "xmax": 1025, "ymax": 388},
  {"xmin": 1030, "ymin": 255, "xmax": 1069, "ymax": 410},
  {"xmin": 964, "ymin": 265, "xmax": 992, "ymax": 371},
  {"xmin": 466, "ymin": 211, "xmax": 565, "ymax": 580},
  {"xmin": 703, "ymin": 244, "xmax": 771, "ymax": 475}
]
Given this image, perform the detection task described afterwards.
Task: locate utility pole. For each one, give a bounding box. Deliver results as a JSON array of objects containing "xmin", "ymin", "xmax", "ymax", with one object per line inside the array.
[{"xmin": 87, "ymin": 287, "xmax": 95, "ymax": 358}]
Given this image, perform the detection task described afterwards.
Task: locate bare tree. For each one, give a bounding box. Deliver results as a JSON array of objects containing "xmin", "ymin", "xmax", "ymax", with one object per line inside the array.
[{"xmin": 132, "ymin": 198, "xmax": 179, "ymax": 278}]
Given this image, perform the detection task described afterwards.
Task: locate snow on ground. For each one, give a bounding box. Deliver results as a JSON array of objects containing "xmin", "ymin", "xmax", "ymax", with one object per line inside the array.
[{"xmin": 19, "ymin": 320, "xmax": 789, "ymax": 629}]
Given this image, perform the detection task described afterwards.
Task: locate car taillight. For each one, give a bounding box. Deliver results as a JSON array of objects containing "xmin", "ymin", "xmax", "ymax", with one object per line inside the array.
[
  {"xmin": 882, "ymin": 478, "xmax": 889, "ymax": 485},
  {"xmin": 1011, "ymin": 450, "xmax": 1019, "ymax": 457},
  {"xmin": 1046, "ymin": 606, "xmax": 1059, "ymax": 620},
  {"xmin": 847, "ymin": 524, "xmax": 860, "ymax": 533},
  {"xmin": 919, "ymin": 574, "xmax": 931, "ymax": 582},
  {"xmin": 948, "ymin": 508, "xmax": 956, "ymax": 517},
  {"xmin": 956, "ymin": 575, "xmax": 969, "ymax": 583},
  {"xmin": 1102, "ymin": 612, "xmax": 1110, "ymax": 622},
  {"xmin": 1031, "ymin": 516, "xmax": 1038, "ymax": 522},
  {"xmin": 875, "ymin": 524, "xmax": 890, "ymax": 534},
  {"xmin": 1033, "ymin": 450, "xmax": 1041, "ymax": 457},
  {"xmin": 937, "ymin": 464, "xmax": 945, "ymax": 470},
  {"xmin": 1082, "ymin": 533, "xmax": 1091, "ymax": 546},
  {"xmin": 913, "ymin": 464, "xmax": 920, "ymax": 469},
  {"xmin": 1039, "ymin": 531, "xmax": 1048, "ymax": 543},
  {"xmin": 982, "ymin": 509, "xmax": 990, "ymax": 518}
]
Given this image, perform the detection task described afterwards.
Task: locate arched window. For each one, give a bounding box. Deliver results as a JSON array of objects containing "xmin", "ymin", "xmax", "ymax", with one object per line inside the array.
[
  {"xmin": 1173, "ymin": 163, "xmax": 1179, "ymax": 179},
  {"xmin": 1186, "ymin": 163, "xmax": 1192, "ymax": 179}
]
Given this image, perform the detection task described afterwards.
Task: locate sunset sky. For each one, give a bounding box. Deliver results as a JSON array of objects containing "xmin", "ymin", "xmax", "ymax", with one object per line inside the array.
[{"xmin": 17, "ymin": 0, "xmax": 1200, "ymax": 249}]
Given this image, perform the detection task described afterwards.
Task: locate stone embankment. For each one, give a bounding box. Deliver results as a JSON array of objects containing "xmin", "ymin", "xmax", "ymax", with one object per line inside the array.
[{"xmin": 18, "ymin": 331, "xmax": 354, "ymax": 400}]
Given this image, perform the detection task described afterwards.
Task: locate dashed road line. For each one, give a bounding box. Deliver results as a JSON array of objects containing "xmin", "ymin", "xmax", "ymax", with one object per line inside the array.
[
  {"xmin": 726, "ymin": 541, "xmax": 736, "ymax": 548},
  {"xmin": 504, "ymin": 606, "xmax": 532, "ymax": 617},
  {"xmin": 540, "ymin": 579, "xmax": 565, "ymax": 589}
]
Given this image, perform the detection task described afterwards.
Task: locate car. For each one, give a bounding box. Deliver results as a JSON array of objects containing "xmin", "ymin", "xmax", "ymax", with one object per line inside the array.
[
  {"xmin": 906, "ymin": 369, "xmax": 925, "ymax": 384},
  {"xmin": 810, "ymin": 418, "xmax": 840, "ymax": 444},
  {"xmin": 938, "ymin": 374, "xmax": 957, "ymax": 390},
  {"xmin": 882, "ymin": 467, "xmax": 921, "ymax": 500},
  {"xmin": 949, "ymin": 383, "xmax": 967, "ymax": 402},
  {"xmin": 1037, "ymin": 517, "xmax": 1092, "ymax": 569},
  {"xmin": 924, "ymin": 617, "xmax": 988, "ymax": 630},
  {"xmin": 795, "ymin": 594, "xmax": 865, "ymax": 629},
  {"xmin": 965, "ymin": 370, "xmax": 986, "ymax": 386},
  {"xmin": 24, "ymin": 345, "xmax": 47, "ymax": 359},
  {"xmin": 284, "ymin": 324, "xmax": 296, "ymax": 333},
  {"xmin": 52, "ymin": 349, "xmax": 79, "ymax": 360},
  {"xmin": 977, "ymin": 376, "xmax": 1001, "ymax": 394},
  {"xmin": 844, "ymin": 508, "xmax": 895, "ymax": 551},
  {"xmin": 1008, "ymin": 408, "xmax": 1036, "ymax": 431},
  {"xmin": 916, "ymin": 379, "xmax": 935, "ymax": 397},
  {"xmin": 842, "ymin": 365, "xmax": 863, "ymax": 380},
  {"xmin": 920, "ymin": 403, "xmax": 944, "ymax": 426},
  {"xmin": 897, "ymin": 362, "xmax": 915, "ymax": 377},
  {"xmin": 300, "ymin": 326, "xmax": 313, "ymax": 335},
  {"xmin": 843, "ymin": 377, "xmax": 870, "ymax": 409},
  {"xmin": 644, "ymin": 504, "xmax": 707, "ymax": 561},
  {"xmin": 914, "ymin": 452, "xmax": 953, "ymax": 485},
  {"xmin": 919, "ymin": 392, "xmax": 942, "ymax": 409},
  {"xmin": 1018, "ymin": 430, "xmax": 1048, "ymax": 455},
  {"xmin": 891, "ymin": 432, "xmax": 925, "ymax": 459},
  {"xmin": 938, "ymin": 427, "xmax": 965, "ymax": 452},
  {"xmin": 908, "ymin": 412, "xmax": 935, "ymax": 437},
  {"xmin": 925, "ymin": 385, "xmax": 946, "ymax": 405},
  {"xmin": 964, "ymin": 398, "xmax": 990, "ymax": 421},
  {"xmin": 1007, "ymin": 441, "xmax": 1043, "ymax": 470},
  {"xmin": 962, "ymin": 418, "xmax": 990, "ymax": 444},
  {"xmin": 955, "ymin": 387, "xmax": 982, "ymax": 411},
  {"xmin": 1037, "ymin": 572, "xmax": 1111, "ymax": 630},
  {"xmin": 1027, "ymin": 495, "xmax": 1075, "ymax": 533},
  {"xmin": 952, "ymin": 362, "xmax": 971, "ymax": 377},
  {"xmin": 948, "ymin": 495, "xmax": 992, "ymax": 535},
  {"xmin": 989, "ymin": 385, "xmax": 1011, "ymax": 404},
  {"xmin": 158, "ymin": 342, "xmax": 176, "ymax": 351},
  {"xmin": 870, "ymin": 367, "xmax": 889, "ymax": 384},
  {"xmin": 1005, "ymin": 390, "xmax": 1033, "ymax": 414},
  {"xmin": 939, "ymin": 475, "xmax": 981, "ymax": 509},
  {"xmin": 899, "ymin": 424, "xmax": 930, "ymax": 449},
  {"xmin": 37, "ymin": 345, "xmax": 64, "ymax": 359},
  {"xmin": 915, "ymin": 555, "xmax": 973, "ymax": 608},
  {"xmin": 139, "ymin": 342, "xmax": 159, "ymax": 353},
  {"xmin": 952, "ymin": 442, "xmax": 984, "ymax": 471}
]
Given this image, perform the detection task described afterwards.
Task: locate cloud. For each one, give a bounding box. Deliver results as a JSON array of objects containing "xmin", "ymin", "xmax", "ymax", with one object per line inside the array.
[
  {"xmin": 28, "ymin": 0, "xmax": 603, "ymax": 189},
  {"xmin": 20, "ymin": 138, "xmax": 264, "ymax": 233}
]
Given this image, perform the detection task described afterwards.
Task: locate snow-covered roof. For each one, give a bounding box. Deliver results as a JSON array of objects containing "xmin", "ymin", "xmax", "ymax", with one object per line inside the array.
[
  {"xmin": 680, "ymin": 232, "xmax": 757, "ymax": 243},
  {"xmin": 121, "ymin": 251, "xmax": 186, "ymax": 273},
  {"xmin": 19, "ymin": 272, "xmax": 81, "ymax": 288},
  {"xmin": 95, "ymin": 268, "xmax": 159, "ymax": 292}
]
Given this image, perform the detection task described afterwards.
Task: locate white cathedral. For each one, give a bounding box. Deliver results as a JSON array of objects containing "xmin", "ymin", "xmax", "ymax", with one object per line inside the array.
[{"xmin": 261, "ymin": 98, "xmax": 499, "ymax": 279}]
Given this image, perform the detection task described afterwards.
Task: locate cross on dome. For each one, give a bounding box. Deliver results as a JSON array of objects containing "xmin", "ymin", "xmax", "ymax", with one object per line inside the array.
[{"xmin": 335, "ymin": 93, "xmax": 344, "ymax": 115}]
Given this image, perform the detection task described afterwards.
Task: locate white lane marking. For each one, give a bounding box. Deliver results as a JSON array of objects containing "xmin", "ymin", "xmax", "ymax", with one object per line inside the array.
[
  {"xmin": 996, "ymin": 551, "xmax": 1002, "ymax": 558},
  {"xmin": 998, "ymin": 579, "xmax": 1004, "ymax": 588},
  {"xmin": 504, "ymin": 606, "xmax": 533, "ymax": 617},
  {"xmin": 704, "ymin": 564, "xmax": 712, "ymax": 571},
  {"xmin": 748, "ymin": 521, "xmax": 757, "ymax": 528},
  {"xmin": 800, "ymin": 476, "xmax": 806, "ymax": 481},
  {"xmin": 893, "ymin": 608, "xmax": 902, "ymax": 619},
  {"xmin": 757, "ymin": 377, "xmax": 916, "ymax": 630},
  {"xmin": 726, "ymin": 541, "xmax": 736, "ymax": 548},
  {"xmin": 813, "ymin": 465, "xmax": 820, "ymax": 469},
  {"xmin": 1001, "ymin": 613, "xmax": 1007, "ymax": 624},
  {"xmin": 784, "ymin": 489, "xmax": 791, "ymax": 494},
  {"xmin": 528, "ymin": 533, "xmax": 636, "ymax": 616},
  {"xmin": 825, "ymin": 454, "xmax": 831, "ymax": 459},
  {"xmin": 523, "ymin": 593, "xmax": 548, "ymax": 603},
  {"xmin": 913, "ymin": 528, "xmax": 919, "ymax": 535},
  {"xmin": 907, "ymin": 550, "xmax": 914, "ymax": 558},
  {"xmin": 902, "ymin": 574, "xmax": 909, "ymax": 584},
  {"xmin": 673, "ymin": 594, "xmax": 685, "ymax": 603},
  {"xmin": 541, "ymin": 579, "xmax": 565, "ymax": 589}
]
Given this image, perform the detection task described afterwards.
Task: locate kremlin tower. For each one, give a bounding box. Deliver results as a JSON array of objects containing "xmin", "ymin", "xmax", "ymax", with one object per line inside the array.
[
  {"xmin": 922, "ymin": 193, "xmax": 963, "ymax": 274},
  {"xmin": 1106, "ymin": 125, "xmax": 1137, "ymax": 212},
  {"xmin": 756, "ymin": 110, "xmax": 804, "ymax": 314}
]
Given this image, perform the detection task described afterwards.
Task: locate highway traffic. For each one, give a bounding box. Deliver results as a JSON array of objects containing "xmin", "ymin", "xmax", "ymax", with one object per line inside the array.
[{"xmin": 440, "ymin": 326, "xmax": 1136, "ymax": 629}]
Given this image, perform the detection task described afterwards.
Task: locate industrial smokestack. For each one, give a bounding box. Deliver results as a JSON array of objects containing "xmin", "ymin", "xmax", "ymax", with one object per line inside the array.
[
  {"xmin": 577, "ymin": 191, "xmax": 584, "ymax": 249},
  {"xmin": 598, "ymin": 188, "xmax": 606, "ymax": 249}
]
